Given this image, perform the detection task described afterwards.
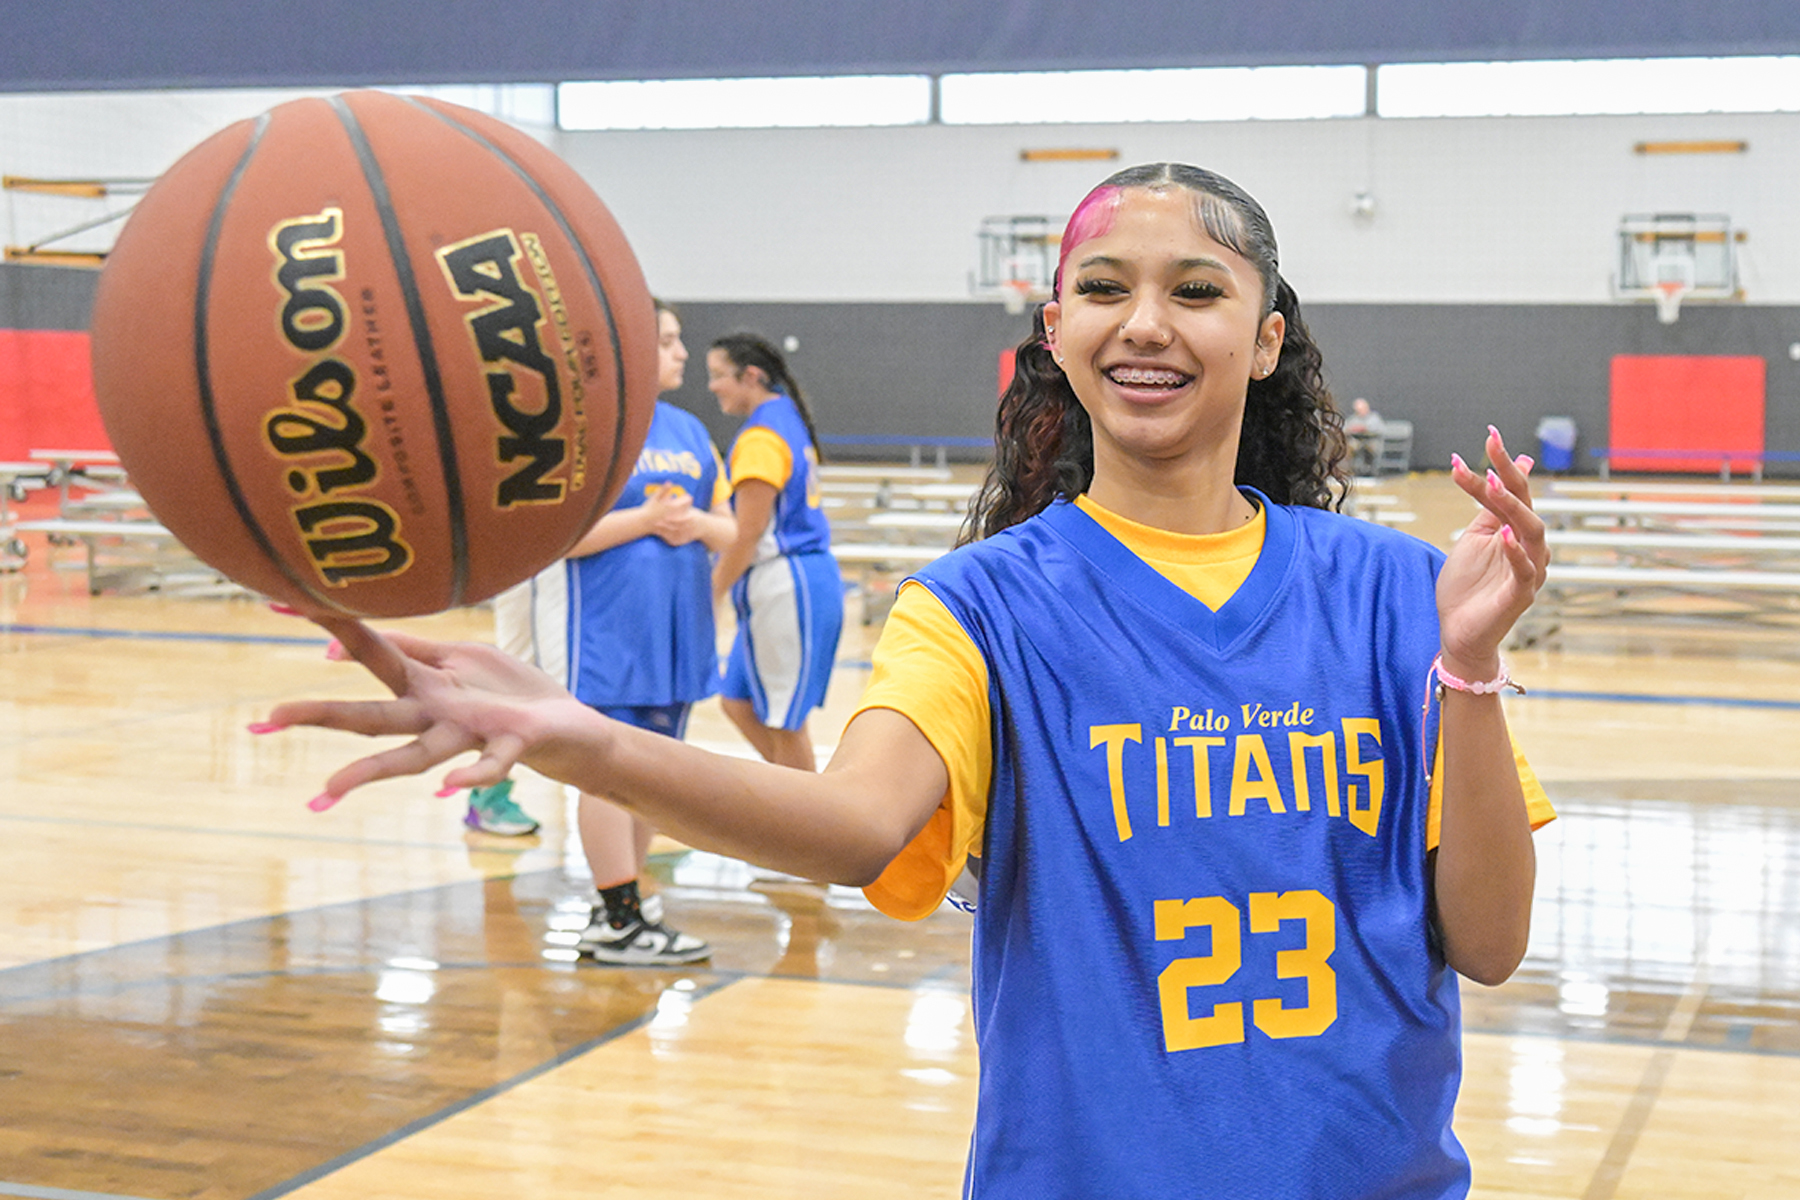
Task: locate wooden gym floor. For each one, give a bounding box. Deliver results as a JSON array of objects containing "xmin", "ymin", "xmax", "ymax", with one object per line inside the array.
[{"xmin": 2, "ymin": 471, "xmax": 1799, "ymax": 1199}]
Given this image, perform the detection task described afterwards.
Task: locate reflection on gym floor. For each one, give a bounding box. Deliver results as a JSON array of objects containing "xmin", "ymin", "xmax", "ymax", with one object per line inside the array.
[{"xmin": 3, "ymin": 470, "xmax": 1798, "ymax": 1199}]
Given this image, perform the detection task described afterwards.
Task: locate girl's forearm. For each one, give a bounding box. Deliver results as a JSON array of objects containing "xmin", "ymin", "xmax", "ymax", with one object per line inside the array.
[
  {"xmin": 696, "ymin": 508, "xmax": 738, "ymax": 554},
  {"xmin": 569, "ymin": 505, "xmax": 654, "ymax": 558},
  {"xmin": 528, "ymin": 706, "xmax": 941, "ymax": 886},
  {"xmin": 1430, "ymin": 685, "xmax": 1536, "ymax": 986}
]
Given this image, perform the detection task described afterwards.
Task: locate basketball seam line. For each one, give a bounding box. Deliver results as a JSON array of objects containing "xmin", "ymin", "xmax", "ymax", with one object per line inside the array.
[
  {"xmin": 192, "ymin": 111, "xmax": 332, "ymax": 610},
  {"xmin": 402, "ymin": 94, "xmax": 636, "ymax": 558},
  {"xmin": 330, "ymin": 92, "xmax": 472, "ymax": 611}
]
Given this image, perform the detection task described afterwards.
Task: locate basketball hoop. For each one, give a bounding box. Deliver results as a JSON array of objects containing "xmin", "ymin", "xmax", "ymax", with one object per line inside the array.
[
  {"xmin": 1615, "ymin": 213, "xmax": 1735, "ymax": 326},
  {"xmin": 1654, "ymin": 279, "xmax": 1688, "ymax": 324},
  {"xmin": 1001, "ymin": 279, "xmax": 1034, "ymax": 315}
]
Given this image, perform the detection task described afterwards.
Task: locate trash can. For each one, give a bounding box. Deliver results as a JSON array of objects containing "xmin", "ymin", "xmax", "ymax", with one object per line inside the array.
[{"xmin": 1535, "ymin": 416, "xmax": 1577, "ymax": 473}]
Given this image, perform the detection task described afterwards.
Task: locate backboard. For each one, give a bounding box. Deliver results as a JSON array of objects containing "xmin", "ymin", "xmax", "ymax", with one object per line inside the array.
[
  {"xmin": 974, "ymin": 215, "xmax": 1057, "ymax": 311},
  {"xmin": 1614, "ymin": 212, "xmax": 1741, "ymax": 323}
]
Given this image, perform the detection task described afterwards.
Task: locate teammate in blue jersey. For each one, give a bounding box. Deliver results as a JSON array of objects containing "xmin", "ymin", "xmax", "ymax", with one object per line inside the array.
[
  {"xmin": 491, "ymin": 299, "xmax": 734, "ymax": 964},
  {"xmin": 705, "ymin": 333, "xmax": 843, "ymax": 771},
  {"xmin": 271, "ymin": 163, "xmax": 1553, "ymax": 1198}
]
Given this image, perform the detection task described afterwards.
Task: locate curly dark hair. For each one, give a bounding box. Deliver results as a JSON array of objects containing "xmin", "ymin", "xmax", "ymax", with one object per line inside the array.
[{"xmin": 963, "ymin": 163, "xmax": 1347, "ymax": 544}]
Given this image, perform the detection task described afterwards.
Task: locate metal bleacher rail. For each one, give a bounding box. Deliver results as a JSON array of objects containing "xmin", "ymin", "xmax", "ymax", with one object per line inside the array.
[
  {"xmin": 817, "ymin": 446, "xmax": 986, "ymax": 623},
  {"xmin": 10, "ymin": 448, "xmax": 238, "ymax": 595},
  {"xmin": 819, "ymin": 433, "xmax": 990, "ymax": 470},
  {"xmin": 1516, "ymin": 481, "xmax": 1800, "ymax": 644},
  {"xmin": 1589, "ymin": 447, "xmax": 1800, "ymax": 483}
]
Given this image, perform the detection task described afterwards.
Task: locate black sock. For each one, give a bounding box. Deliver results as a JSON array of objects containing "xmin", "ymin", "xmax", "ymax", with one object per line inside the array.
[{"xmin": 598, "ymin": 879, "xmax": 642, "ymax": 929}]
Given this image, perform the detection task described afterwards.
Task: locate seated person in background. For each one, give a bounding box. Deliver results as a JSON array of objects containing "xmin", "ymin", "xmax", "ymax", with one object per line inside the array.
[{"xmin": 1344, "ymin": 396, "xmax": 1386, "ymax": 476}]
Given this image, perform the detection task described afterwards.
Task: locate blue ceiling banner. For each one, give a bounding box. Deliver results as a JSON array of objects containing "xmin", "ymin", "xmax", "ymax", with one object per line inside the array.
[{"xmin": 3, "ymin": 0, "xmax": 1798, "ymax": 91}]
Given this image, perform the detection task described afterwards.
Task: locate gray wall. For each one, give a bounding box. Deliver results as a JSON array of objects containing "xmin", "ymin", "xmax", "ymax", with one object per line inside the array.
[
  {"xmin": 1310, "ymin": 302, "xmax": 1800, "ymax": 474},
  {"xmin": 11, "ymin": 257, "xmax": 1796, "ymax": 475},
  {"xmin": 660, "ymin": 298, "xmax": 1800, "ymax": 475},
  {"xmin": 0, "ymin": 261, "xmax": 98, "ymax": 330},
  {"xmin": 9, "ymin": 89, "xmax": 1800, "ymax": 478},
  {"xmin": 655, "ymin": 301, "xmax": 1034, "ymax": 460}
]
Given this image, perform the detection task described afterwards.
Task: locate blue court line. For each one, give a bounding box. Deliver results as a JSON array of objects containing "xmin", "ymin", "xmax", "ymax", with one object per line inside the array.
[
  {"xmin": 0, "ymin": 1183, "xmax": 164, "ymax": 1200},
  {"xmin": 1528, "ymin": 687, "xmax": 1800, "ymax": 712},
  {"xmin": 0, "ymin": 622, "xmax": 327, "ymax": 647}
]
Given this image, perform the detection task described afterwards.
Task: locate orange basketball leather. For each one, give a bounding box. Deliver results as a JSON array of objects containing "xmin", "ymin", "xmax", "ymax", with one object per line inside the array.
[{"xmin": 90, "ymin": 90, "xmax": 657, "ymax": 617}]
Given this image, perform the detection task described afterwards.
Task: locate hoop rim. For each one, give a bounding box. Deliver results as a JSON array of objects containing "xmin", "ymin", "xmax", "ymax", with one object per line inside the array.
[{"xmin": 1653, "ymin": 278, "xmax": 1689, "ymax": 323}]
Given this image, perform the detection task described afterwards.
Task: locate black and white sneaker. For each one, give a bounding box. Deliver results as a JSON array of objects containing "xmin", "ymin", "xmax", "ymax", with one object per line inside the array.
[{"xmin": 577, "ymin": 907, "xmax": 711, "ymax": 965}]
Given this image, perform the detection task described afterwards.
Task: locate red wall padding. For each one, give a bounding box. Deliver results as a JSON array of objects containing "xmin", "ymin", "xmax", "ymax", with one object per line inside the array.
[
  {"xmin": 1608, "ymin": 354, "xmax": 1765, "ymax": 473},
  {"xmin": 0, "ymin": 329, "xmax": 111, "ymax": 461}
]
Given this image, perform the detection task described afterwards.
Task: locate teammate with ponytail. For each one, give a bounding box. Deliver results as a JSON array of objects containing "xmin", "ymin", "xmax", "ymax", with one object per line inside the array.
[{"xmin": 705, "ymin": 332, "xmax": 843, "ymax": 771}]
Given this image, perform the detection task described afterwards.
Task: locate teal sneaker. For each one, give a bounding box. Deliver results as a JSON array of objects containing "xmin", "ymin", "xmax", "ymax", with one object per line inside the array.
[{"xmin": 462, "ymin": 778, "xmax": 539, "ymax": 836}]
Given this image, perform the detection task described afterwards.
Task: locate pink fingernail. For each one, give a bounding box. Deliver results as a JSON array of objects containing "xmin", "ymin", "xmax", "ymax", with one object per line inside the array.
[
  {"xmin": 435, "ymin": 786, "xmax": 460, "ymax": 798},
  {"xmin": 1502, "ymin": 526, "xmax": 1517, "ymax": 546},
  {"xmin": 1486, "ymin": 469, "xmax": 1501, "ymax": 489},
  {"xmin": 1517, "ymin": 454, "xmax": 1535, "ymax": 472},
  {"xmin": 324, "ymin": 639, "xmax": 347, "ymax": 661},
  {"xmin": 247, "ymin": 721, "xmax": 287, "ymax": 734},
  {"xmin": 308, "ymin": 793, "xmax": 341, "ymax": 812},
  {"xmin": 1488, "ymin": 424, "xmax": 1500, "ymax": 439},
  {"xmin": 1451, "ymin": 453, "xmax": 1467, "ymax": 472}
]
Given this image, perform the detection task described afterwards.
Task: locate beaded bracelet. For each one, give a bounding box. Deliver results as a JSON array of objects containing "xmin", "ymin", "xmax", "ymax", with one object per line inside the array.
[
  {"xmin": 1420, "ymin": 653, "xmax": 1525, "ymax": 787},
  {"xmin": 1430, "ymin": 653, "xmax": 1525, "ymax": 698}
]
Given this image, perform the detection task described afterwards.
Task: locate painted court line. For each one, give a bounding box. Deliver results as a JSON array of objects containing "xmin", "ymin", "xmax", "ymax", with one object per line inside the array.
[
  {"xmin": 1530, "ymin": 686, "xmax": 1800, "ymax": 711},
  {"xmin": 0, "ymin": 1183, "xmax": 164, "ymax": 1200},
  {"xmin": 1, "ymin": 622, "xmax": 327, "ymax": 647},
  {"xmin": 1579, "ymin": 969, "xmax": 1712, "ymax": 1200}
]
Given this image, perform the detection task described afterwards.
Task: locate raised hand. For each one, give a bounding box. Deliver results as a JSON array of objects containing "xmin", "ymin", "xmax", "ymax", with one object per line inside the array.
[{"xmin": 1436, "ymin": 426, "xmax": 1548, "ymax": 675}]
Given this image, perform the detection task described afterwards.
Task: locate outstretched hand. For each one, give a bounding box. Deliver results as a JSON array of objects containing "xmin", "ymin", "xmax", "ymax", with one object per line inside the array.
[
  {"xmin": 1436, "ymin": 426, "xmax": 1548, "ymax": 674},
  {"xmin": 260, "ymin": 617, "xmax": 596, "ymax": 809}
]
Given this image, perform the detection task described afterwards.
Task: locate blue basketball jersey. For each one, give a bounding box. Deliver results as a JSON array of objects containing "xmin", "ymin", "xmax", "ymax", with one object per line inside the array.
[
  {"xmin": 563, "ymin": 401, "xmax": 721, "ymax": 707},
  {"xmin": 911, "ymin": 493, "xmax": 1468, "ymax": 1200},
  {"xmin": 729, "ymin": 393, "xmax": 831, "ymax": 561}
]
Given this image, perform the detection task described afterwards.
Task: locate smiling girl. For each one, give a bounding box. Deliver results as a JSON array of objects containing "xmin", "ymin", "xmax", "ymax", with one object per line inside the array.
[{"xmin": 268, "ymin": 162, "xmax": 1553, "ymax": 1199}]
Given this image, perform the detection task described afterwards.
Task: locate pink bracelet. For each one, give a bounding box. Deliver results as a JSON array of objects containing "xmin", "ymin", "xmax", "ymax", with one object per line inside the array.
[
  {"xmin": 1420, "ymin": 653, "xmax": 1525, "ymax": 787},
  {"xmin": 1431, "ymin": 653, "xmax": 1525, "ymax": 697}
]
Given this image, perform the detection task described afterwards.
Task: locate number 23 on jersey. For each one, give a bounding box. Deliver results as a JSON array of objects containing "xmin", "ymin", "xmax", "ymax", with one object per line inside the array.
[{"xmin": 1156, "ymin": 889, "xmax": 1338, "ymax": 1052}]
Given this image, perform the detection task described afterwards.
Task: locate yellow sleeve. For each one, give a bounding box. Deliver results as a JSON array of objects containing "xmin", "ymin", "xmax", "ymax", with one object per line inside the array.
[
  {"xmin": 1425, "ymin": 730, "xmax": 1556, "ymax": 850},
  {"xmin": 709, "ymin": 444, "xmax": 731, "ymax": 509},
  {"xmin": 857, "ymin": 580, "xmax": 994, "ymax": 921},
  {"xmin": 727, "ymin": 426, "xmax": 793, "ymax": 492}
]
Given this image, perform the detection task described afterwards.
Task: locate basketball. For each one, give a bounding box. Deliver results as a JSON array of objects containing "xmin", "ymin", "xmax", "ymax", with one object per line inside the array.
[{"xmin": 87, "ymin": 90, "xmax": 658, "ymax": 618}]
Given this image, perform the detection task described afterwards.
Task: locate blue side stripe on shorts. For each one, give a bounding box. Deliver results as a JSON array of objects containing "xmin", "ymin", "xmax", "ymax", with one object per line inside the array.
[{"xmin": 785, "ymin": 552, "xmax": 815, "ymax": 729}]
